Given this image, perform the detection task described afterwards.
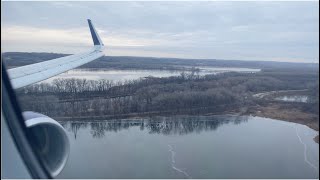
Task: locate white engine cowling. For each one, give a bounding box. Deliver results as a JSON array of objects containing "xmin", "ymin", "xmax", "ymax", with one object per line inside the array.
[{"xmin": 22, "ymin": 111, "xmax": 69, "ymax": 177}]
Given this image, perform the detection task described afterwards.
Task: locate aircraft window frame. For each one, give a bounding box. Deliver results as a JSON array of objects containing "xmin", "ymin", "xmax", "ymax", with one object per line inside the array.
[{"xmin": 2, "ymin": 63, "xmax": 51, "ymax": 179}]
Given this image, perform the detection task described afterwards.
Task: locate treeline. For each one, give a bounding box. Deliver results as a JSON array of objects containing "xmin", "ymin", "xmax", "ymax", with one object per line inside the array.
[
  {"xmin": 3, "ymin": 52, "xmax": 318, "ymax": 71},
  {"xmin": 16, "ymin": 70, "xmax": 319, "ymax": 119}
]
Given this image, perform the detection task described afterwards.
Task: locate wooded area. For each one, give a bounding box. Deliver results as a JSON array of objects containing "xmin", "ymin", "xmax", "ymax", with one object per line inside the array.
[{"xmin": 15, "ymin": 69, "xmax": 319, "ymax": 120}]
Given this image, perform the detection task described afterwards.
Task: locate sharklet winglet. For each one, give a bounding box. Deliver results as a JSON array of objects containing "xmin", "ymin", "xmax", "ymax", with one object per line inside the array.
[{"xmin": 87, "ymin": 19, "xmax": 104, "ymax": 46}]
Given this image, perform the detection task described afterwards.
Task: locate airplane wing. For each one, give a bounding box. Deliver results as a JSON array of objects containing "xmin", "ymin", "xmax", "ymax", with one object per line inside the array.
[{"xmin": 7, "ymin": 19, "xmax": 105, "ymax": 89}]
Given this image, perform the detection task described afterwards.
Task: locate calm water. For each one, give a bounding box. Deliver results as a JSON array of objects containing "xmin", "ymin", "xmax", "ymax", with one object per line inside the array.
[
  {"xmin": 57, "ymin": 115, "xmax": 319, "ymax": 179},
  {"xmin": 275, "ymin": 95, "xmax": 309, "ymax": 103},
  {"xmin": 42, "ymin": 67, "xmax": 260, "ymax": 83}
]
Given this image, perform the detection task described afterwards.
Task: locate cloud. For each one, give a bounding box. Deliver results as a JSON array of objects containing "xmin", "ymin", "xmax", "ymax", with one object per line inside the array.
[{"xmin": 1, "ymin": 1, "xmax": 319, "ymax": 63}]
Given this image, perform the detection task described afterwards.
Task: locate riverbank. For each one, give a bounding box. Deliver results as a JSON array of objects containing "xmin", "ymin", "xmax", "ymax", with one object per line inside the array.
[
  {"xmin": 248, "ymin": 103, "xmax": 318, "ymax": 131},
  {"xmin": 246, "ymin": 102, "xmax": 319, "ymax": 143},
  {"xmin": 54, "ymin": 101, "xmax": 319, "ymax": 143},
  {"xmin": 251, "ymin": 89, "xmax": 319, "ymax": 143}
]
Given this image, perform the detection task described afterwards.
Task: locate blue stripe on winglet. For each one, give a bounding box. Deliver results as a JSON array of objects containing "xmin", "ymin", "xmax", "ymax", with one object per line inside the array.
[{"xmin": 87, "ymin": 19, "xmax": 101, "ymax": 45}]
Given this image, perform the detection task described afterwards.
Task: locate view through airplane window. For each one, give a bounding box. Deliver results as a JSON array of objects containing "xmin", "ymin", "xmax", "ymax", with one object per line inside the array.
[{"xmin": 1, "ymin": 1, "xmax": 319, "ymax": 179}]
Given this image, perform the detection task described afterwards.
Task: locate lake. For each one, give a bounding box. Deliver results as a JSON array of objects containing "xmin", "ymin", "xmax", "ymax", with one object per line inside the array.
[
  {"xmin": 275, "ymin": 95, "xmax": 309, "ymax": 103},
  {"xmin": 41, "ymin": 67, "xmax": 260, "ymax": 83},
  {"xmin": 57, "ymin": 115, "xmax": 319, "ymax": 179}
]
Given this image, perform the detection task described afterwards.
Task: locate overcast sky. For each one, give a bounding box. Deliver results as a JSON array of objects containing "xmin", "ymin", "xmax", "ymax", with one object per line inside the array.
[{"xmin": 1, "ymin": 1, "xmax": 319, "ymax": 63}]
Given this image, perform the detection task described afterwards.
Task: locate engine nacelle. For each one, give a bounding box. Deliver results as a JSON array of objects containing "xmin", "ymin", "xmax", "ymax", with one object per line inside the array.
[{"xmin": 22, "ymin": 111, "xmax": 69, "ymax": 177}]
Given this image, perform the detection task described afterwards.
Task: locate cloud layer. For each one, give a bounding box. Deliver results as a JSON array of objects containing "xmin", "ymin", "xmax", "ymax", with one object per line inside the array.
[{"xmin": 2, "ymin": 1, "xmax": 319, "ymax": 63}]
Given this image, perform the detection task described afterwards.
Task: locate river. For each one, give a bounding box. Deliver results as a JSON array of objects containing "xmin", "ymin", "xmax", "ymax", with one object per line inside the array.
[
  {"xmin": 275, "ymin": 95, "xmax": 309, "ymax": 103},
  {"xmin": 57, "ymin": 115, "xmax": 319, "ymax": 179},
  {"xmin": 41, "ymin": 67, "xmax": 260, "ymax": 83}
]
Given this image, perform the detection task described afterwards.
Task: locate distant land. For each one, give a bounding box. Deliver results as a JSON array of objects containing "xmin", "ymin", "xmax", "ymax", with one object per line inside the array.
[
  {"xmin": 2, "ymin": 52, "xmax": 318, "ymax": 71},
  {"xmin": 2, "ymin": 52, "xmax": 319, "ymax": 143}
]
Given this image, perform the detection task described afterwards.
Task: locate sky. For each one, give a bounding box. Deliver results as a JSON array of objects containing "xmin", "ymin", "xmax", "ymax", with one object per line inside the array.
[{"xmin": 1, "ymin": 1, "xmax": 319, "ymax": 63}]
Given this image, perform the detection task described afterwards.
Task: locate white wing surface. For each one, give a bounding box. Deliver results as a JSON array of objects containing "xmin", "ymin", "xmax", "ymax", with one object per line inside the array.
[{"xmin": 7, "ymin": 19, "xmax": 105, "ymax": 89}]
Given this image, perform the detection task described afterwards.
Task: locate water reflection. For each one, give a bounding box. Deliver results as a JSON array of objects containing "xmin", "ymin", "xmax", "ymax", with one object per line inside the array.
[
  {"xmin": 62, "ymin": 122, "xmax": 88, "ymax": 139},
  {"xmin": 60, "ymin": 115, "xmax": 249, "ymax": 139}
]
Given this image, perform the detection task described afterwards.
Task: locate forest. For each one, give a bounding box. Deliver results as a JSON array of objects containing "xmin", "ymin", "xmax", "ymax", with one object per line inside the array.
[{"xmin": 15, "ymin": 69, "xmax": 319, "ymax": 121}]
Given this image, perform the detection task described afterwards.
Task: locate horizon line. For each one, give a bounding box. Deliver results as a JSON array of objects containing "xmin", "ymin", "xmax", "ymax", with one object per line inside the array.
[{"xmin": 2, "ymin": 51, "xmax": 319, "ymax": 64}]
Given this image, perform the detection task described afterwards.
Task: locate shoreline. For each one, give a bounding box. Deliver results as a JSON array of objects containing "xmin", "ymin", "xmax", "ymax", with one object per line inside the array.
[
  {"xmin": 55, "ymin": 103, "xmax": 319, "ymax": 143},
  {"xmin": 248, "ymin": 103, "xmax": 319, "ymax": 143}
]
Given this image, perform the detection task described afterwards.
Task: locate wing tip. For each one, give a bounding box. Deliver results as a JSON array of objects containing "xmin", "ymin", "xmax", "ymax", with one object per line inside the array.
[{"xmin": 87, "ymin": 19, "xmax": 104, "ymax": 46}]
